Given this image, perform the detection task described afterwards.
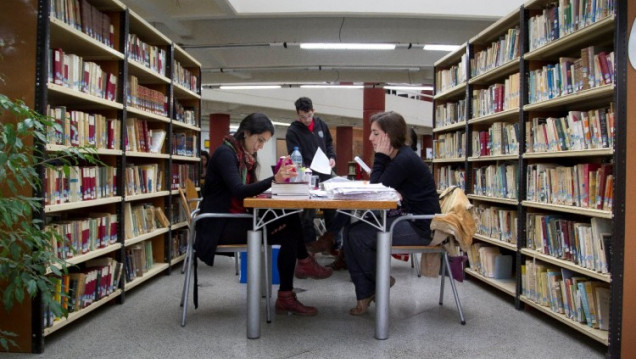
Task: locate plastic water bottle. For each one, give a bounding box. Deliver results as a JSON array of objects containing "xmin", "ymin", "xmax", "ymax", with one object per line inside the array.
[{"xmin": 290, "ymin": 146, "xmax": 303, "ymax": 182}]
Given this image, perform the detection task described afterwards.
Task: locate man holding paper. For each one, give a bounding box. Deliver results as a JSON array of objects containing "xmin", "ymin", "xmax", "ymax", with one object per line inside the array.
[{"xmin": 286, "ymin": 97, "xmax": 338, "ymax": 255}]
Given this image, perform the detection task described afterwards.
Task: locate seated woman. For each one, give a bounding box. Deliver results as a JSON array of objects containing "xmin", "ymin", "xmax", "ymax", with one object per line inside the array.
[
  {"xmin": 195, "ymin": 113, "xmax": 332, "ymax": 316},
  {"xmin": 343, "ymin": 111, "xmax": 440, "ymax": 315}
]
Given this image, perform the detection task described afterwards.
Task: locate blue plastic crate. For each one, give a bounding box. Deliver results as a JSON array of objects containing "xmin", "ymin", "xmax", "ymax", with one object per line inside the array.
[{"xmin": 239, "ymin": 245, "xmax": 280, "ymax": 284}]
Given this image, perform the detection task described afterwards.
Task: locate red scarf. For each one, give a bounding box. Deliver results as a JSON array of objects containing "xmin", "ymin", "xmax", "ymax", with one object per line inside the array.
[{"xmin": 223, "ymin": 135, "xmax": 255, "ymax": 213}]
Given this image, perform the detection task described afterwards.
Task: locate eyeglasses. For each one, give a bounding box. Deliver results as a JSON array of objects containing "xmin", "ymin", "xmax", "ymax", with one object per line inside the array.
[
  {"xmin": 298, "ymin": 111, "xmax": 313, "ymax": 120},
  {"xmin": 257, "ymin": 136, "xmax": 268, "ymax": 145}
]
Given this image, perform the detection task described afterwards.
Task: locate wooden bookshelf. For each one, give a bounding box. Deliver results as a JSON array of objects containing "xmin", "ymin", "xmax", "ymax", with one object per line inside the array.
[
  {"xmin": 431, "ymin": 2, "xmax": 626, "ymax": 355},
  {"xmin": 0, "ymin": 0, "xmax": 202, "ymax": 352}
]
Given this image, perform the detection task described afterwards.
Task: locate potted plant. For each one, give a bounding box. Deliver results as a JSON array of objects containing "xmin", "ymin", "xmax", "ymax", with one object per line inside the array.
[{"xmin": 0, "ymin": 93, "xmax": 100, "ymax": 350}]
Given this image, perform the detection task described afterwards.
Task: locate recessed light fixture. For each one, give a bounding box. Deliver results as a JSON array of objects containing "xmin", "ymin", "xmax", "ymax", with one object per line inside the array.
[
  {"xmin": 300, "ymin": 43, "xmax": 396, "ymax": 50},
  {"xmin": 218, "ymin": 85, "xmax": 282, "ymax": 90},
  {"xmin": 300, "ymin": 85, "xmax": 364, "ymax": 89},
  {"xmin": 423, "ymin": 44, "xmax": 462, "ymax": 51}
]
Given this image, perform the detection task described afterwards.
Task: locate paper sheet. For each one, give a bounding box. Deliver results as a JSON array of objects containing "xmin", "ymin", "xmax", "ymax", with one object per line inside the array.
[{"xmin": 310, "ymin": 147, "xmax": 332, "ymax": 175}]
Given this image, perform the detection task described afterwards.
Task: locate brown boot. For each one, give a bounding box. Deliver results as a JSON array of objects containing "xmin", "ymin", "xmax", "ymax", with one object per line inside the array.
[
  {"xmin": 295, "ymin": 256, "xmax": 333, "ymax": 279},
  {"xmin": 305, "ymin": 232, "xmax": 335, "ymax": 254},
  {"xmin": 275, "ymin": 290, "xmax": 318, "ymax": 316},
  {"xmin": 326, "ymin": 250, "xmax": 347, "ymax": 270}
]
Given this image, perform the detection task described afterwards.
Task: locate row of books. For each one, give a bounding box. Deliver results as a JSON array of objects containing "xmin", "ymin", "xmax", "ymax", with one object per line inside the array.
[
  {"xmin": 124, "ymin": 202, "xmax": 168, "ymax": 240},
  {"xmin": 432, "ymin": 131, "xmax": 466, "ymax": 159},
  {"xmin": 46, "ymin": 105, "xmax": 121, "ymax": 150},
  {"xmin": 526, "ymin": 162, "xmax": 613, "ymax": 210},
  {"xmin": 173, "ymin": 60, "xmax": 199, "ymax": 93},
  {"xmin": 471, "ymin": 73, "xmax": 520, "ymax": 118},
  {"xmin": 528, "ymin": 48, "xmax": 614, "ymax": 104},
  {"xmin": 125, "ymin": 163, "xmax": 162, "ymax": 196},
  {"xmin": 528, "ymin": 0, "xmax": 615, "ymax": 52},
  {"xmin": 434, "ymin": 166, "xmax": 466, "ymax": 192},
  {"xmin": 127, "ymin": 33, "xmax": 167, "ymax": 76},
  {"xmin": 435, "ymin": 53, "xmax": 468, "ymax": 93},
  {"xmin": 434, "ymin": 99, "xmax": 467, "ymax": 127},
  {"xmin": 170, "ymin": 163, "xmax": 198, "ymax": 190},
  {"xmin": 473, "ymin": 163, "xmax": 518, "ymax": 200},
  {"xmin": 44, "ymin": 165, "xmax": 117, "ymax": 205},
  {"xmin": 466, "ymin": 244, "xmax": 513, "ymax": 279},
  {"xmin": 171, "ymin": 132, "xmax": 198, "ymax": 157},
  {"xmin": 46, "ymin": 257, "xmax": 123, "ymax": 326},
  {"xmin": 126, "ymin": 75, "xmax": 168, "ymax": 117},
  {"xmin": 526, "ymin": 214, "xmax": 611, "ymax": 273},
  {"xmin": 50, "ymin": 48, "xmax": 118, "ymax": 101},
  {"xmin": 474, "ymin": 204, "xmax": 518, "ymax": 244},
  {"xmin": 124, "ymin": 241, "xmax": 155, "ymax": 282},
  {"xmin": 471, "ymin": 122, "xmax": 520, "ymax": 157},
  {"xmin": 526, "ymin": 105, "xmax": 614, "ymax": 153},
  {"xmin": 125, "ymin": 118, "xmax": 166, "ymax": 153},
  {"xmin": 471, "ymin": 27, "xmax": 520, "ymax": 77},
  {"xmin": 170, "ymin": 231, "xmax": 187, "ymax": 260},
  {"xmin": 49, "ymin": 0, "xmax": 115, "ymax": 49},
  {"xmin": 45, "ymin": 212, "xmax": 118, "ymax": 260},
  {"xmin": 174, "ymin": 100, "xmax": 197, "ymax": 126},
  {"xmin": 522, "ymin": 261, "xmax": 610, "ymax": 330}
]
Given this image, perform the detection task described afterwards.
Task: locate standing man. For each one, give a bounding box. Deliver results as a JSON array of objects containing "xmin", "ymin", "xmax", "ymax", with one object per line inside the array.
[{"xmin": 286, "ymin": 97, "xmax": 337, "ymax": 254}]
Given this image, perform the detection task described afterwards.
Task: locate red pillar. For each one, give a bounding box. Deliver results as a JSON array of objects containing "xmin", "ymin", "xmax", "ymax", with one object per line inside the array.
[
  {"xmin": 335, "ymin": 126, "xmax": 353, "ymax": 176},
  {"xmin": 208, "ymin": 113, "xmax": 230, "ymax": 152},
  {"xmin": 362, "ymin": 86, "xmax": 385, "ymax": 171}
]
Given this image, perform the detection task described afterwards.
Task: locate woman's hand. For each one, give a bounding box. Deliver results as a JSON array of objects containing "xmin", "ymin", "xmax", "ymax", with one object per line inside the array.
[
  {"xmin": 274, "ymin": 156, "xmax": 297, "ymax": 183},
  {"xmin": 375, "ymin": 133, "xmax": 393, "ymax": 156}
]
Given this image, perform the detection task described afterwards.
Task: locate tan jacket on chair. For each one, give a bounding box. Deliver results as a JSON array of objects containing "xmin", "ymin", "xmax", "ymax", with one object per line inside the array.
[
  {"xmin": 420, "ymin": 186, "xmax": 476, "ymax": 277},
  {"xmin": 430, "ymin": 186, "xmax": 476, "ymax": 254}
]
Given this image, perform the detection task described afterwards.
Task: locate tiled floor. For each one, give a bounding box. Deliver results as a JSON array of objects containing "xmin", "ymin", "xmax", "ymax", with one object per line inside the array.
[{"xmin": 7, "ymin": 254, "xmax": 607, "ymax": 358}]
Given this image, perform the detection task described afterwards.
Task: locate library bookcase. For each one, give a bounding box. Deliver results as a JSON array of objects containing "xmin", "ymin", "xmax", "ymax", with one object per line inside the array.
[
  {"xmin": 432, "ymin": 1, "xmax": 633, "ymax": 357},
  {"xmin": 0, "ymin": 0, "xmax": 201, "ymax": 353}
]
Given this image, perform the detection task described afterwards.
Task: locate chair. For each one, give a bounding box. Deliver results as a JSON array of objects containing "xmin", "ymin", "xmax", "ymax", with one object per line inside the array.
[
  {"xmin": 180, "ymin": 179, "xmax": 241, "ymax": 275},
  {"xmin": 179, "ymin": 183, "xmax": 272, "ymax": 327},
  {"xmin": 390, "ymin": 214, "xmax": 466, "ymax": 325}
]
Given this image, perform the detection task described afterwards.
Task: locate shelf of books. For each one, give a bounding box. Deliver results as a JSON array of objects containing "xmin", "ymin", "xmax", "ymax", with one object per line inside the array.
[
  {"xmin": 0, "ymin": 0, "xmax": 202, "ymax": 352},
  {"xmin": 429, "ymin": 0, "xmax": 625, "ymax": 354},
  {"xmin": 462, "ymin": 8, "xmax": 522, "ymax": 300},
  {"xmin": 521, "ymin": 0, "xmax": 616, "ymax": 345},
  {"xmin": 168, "ymin": 43, "xmax": 201, "ymax": 265}
]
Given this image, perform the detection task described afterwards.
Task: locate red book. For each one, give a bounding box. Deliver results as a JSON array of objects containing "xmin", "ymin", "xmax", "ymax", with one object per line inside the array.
[
  {"xmin": 81, "ymin": 220, "xmax": 90, "ymax": 253},
  {"xmin": 53, "ymin": 48, "xmax": 64, "ymax": 85},
  {"xmin": 597, "ymin": 52, "xmax": 611, "ymax": 85}
]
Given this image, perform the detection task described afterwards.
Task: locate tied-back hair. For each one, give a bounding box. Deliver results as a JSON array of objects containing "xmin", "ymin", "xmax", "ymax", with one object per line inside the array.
[
  {"xmin": 369, "ymin": 111, "xmax": 408, "ymax": 149},
  {"xmin": 233, "ymin": 113, "xmax": 275, "ymax": 177}
]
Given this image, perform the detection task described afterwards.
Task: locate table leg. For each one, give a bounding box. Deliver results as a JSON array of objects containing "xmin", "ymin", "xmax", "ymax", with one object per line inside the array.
[
  {"xmin": 375, "ymin": 230, "xmax": 391, "ymax": 340},
  {"xmin": 247, "ymin": 229, "xmax": 261, "ymax": 339}
]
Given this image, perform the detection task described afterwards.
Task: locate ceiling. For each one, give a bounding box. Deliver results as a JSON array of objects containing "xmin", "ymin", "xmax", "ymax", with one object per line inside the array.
[{"xmin": 120, "ymin": 0, "xmax": 526, "ymax": 127}]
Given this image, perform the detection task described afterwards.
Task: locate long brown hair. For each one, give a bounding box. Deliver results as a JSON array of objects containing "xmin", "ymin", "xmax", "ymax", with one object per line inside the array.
[{"xmin": 369, "ymin": 111, "xmax": 407, "ymax": 149}]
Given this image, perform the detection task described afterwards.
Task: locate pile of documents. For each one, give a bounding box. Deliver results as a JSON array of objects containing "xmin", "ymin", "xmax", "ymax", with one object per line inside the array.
[{"xmin": 322, "ymin": 179, "xmax": 399, "ymax": 201}]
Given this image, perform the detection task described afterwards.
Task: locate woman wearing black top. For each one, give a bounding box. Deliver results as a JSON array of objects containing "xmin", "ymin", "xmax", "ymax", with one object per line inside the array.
[
  {"xmin": 195, "ymin": 113, "xmax": 332, "ymax": 316},
  {"xmin": 343, "ymin": 111, "xmax": 441, "ymax": 315}
]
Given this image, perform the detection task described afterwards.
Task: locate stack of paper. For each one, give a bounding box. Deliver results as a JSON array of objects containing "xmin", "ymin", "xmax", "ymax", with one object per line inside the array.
[{"xmin": 322, "ymin": 180, "xmax": 399, "ymax": 201}]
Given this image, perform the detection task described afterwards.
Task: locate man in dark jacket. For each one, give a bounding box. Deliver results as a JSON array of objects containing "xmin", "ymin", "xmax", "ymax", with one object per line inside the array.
[
  {"xmin": 285, "ymin": 97, "xmax": 336, "ymax": 182},
  {"xmin": 286, "ymin": 97, "xmax": 338, "ymax": 255}
]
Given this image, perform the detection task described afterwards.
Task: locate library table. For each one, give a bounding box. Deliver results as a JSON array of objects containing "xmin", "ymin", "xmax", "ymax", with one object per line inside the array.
[{"xmin": 243, "ymin": 196, "xmax": 398, "ymax": 340}]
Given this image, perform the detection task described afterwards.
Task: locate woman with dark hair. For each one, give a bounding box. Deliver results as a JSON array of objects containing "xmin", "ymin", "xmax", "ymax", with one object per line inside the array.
[
  {"xmin": 196, "ymin": 113, "xmax": 332, "ymax": 316},
  {"xmin": 343, "ymin": 111, "xmax": 440, "ymax": 315}
]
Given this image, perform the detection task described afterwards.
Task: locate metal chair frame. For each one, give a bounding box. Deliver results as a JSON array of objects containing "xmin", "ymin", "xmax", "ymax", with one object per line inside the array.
[{"xmin": 389, "ymin": 214, "xmax": 466, "ymax": 325}]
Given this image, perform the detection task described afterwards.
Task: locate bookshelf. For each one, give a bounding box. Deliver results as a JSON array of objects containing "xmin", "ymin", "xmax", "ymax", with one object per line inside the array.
[
  {"xmin": 432, "ymin": 1, "xmax": 627, "ymax": 355},
  {"xmin": 0, "ymin": 0, "xmax": 201, "ymax": 353}
]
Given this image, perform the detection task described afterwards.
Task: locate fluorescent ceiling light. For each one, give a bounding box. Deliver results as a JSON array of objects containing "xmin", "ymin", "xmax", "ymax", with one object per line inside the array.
[
  {"xmin": 219, "ymin": 85, "xmax": 281, "ymax": 90},
  {"xmin": 385, "ymin": 85, "xmax": 433, "ymax": 91},
  {"xmin": 300, "ymin": 43, "xmax": 396, "ymax": 50},
  {"xmin": 271, "ymin": 121, "xmax": 291, "ymax": 127},
  {"xmin": 423, "ymin": 44, "xmax": 462, "ymax": 51},
  {"xmin": 300, "ymin": 85, "xmax": 364, "ymax": 89}
]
